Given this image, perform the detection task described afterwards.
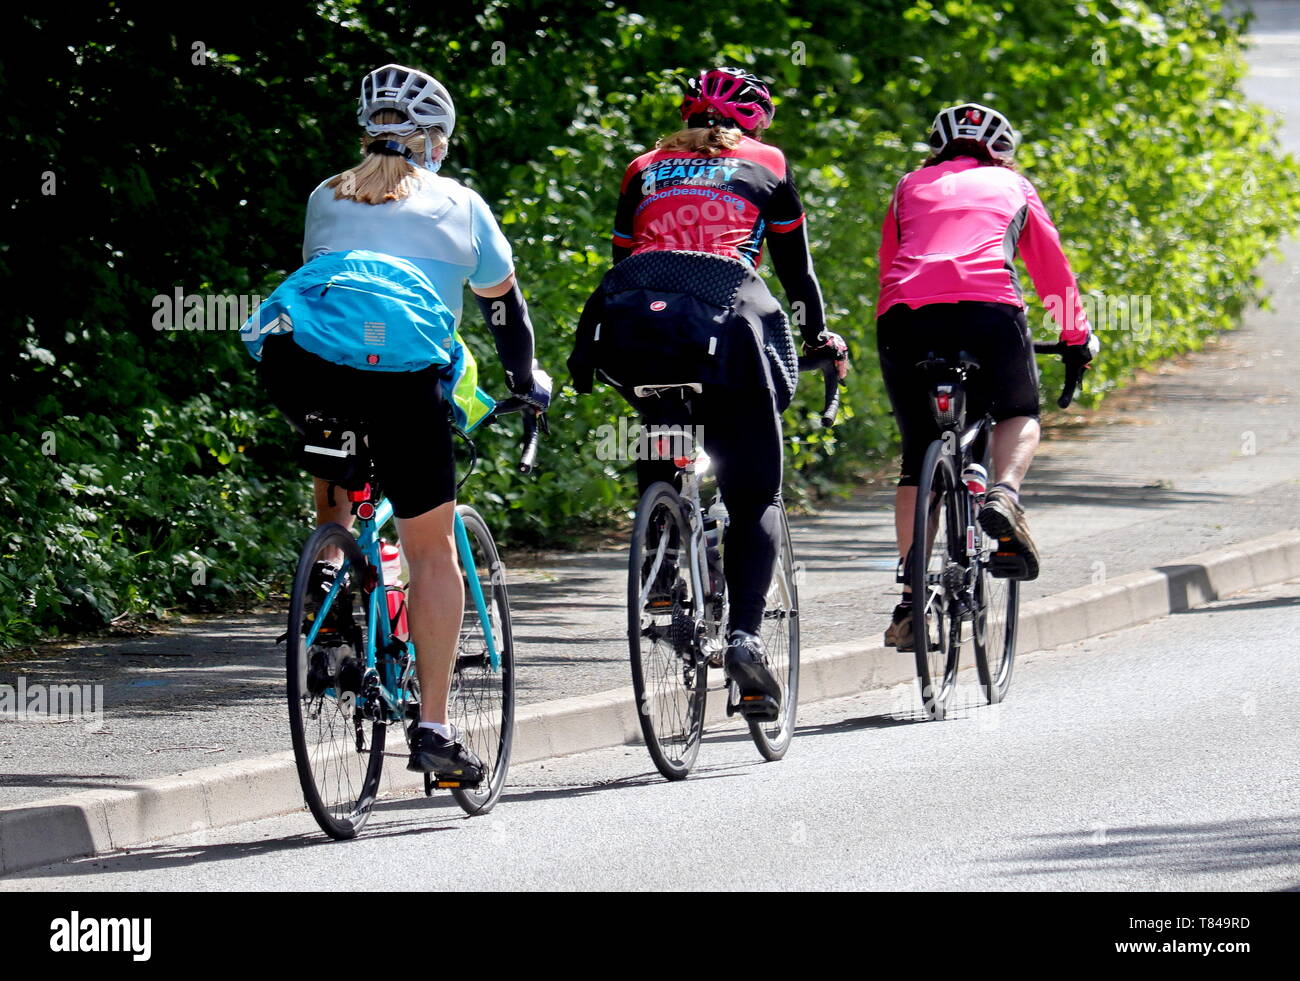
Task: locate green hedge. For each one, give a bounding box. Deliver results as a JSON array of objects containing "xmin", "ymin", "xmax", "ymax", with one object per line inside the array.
[{"xmin": 2, "ymin": 1, "xmax": 1297, "ymax": 645}]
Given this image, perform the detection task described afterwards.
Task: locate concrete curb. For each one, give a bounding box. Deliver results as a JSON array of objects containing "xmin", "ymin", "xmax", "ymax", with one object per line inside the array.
[{"xmin": 4, "ymin": 529, "xmax": 1299, "ymax": 877}]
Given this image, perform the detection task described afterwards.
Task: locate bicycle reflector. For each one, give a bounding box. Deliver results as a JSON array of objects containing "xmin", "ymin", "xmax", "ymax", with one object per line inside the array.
[
  {"xmin": 652, "ymin": 434, "xmax": 693, "ymax": 470},
  {"xmin": 931, "ymin": 384, "xmax": 966, "ymax": 428}
]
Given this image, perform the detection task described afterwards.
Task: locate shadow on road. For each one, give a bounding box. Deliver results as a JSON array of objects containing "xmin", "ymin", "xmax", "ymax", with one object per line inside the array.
[
  {"xmin": 7, "ymin": 812, "xmax": 459, "ymax": 883},
  {"xmin": 1171, "ymin": 594, "xmax": 1300, "ymax": 615},
  {"xmin": 997, "ymin": 816, "xmax": 1300, "ymax": 882},
  {"xmin": 0, "ymin": 773, "xmax": 130, "ymax": 792}
]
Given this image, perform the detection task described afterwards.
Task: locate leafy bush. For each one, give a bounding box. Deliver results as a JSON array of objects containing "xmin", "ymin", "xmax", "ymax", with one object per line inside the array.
[{"xmin": 2, "ymin": 1, "xmax": 1297, "ymax": 644}]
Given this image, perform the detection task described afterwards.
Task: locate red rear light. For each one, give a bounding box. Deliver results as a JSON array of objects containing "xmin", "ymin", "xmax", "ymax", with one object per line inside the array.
[
  {"xmin": 673, "ymin": 455, "xmax": 691, "ymax": 469},
  {"xmin": 936, "ymin": 395, "xmax": 951, "ymax": 412},
  {"xmin": 347, "ymin": 483, "xmax": 371, "ymax": 503}
]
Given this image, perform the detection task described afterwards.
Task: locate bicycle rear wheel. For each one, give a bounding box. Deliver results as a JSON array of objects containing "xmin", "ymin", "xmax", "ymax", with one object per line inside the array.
[
  {"xmin": 629, "ymin": 481, "xmax": 707, "ymax": 781},
  {"xmin": 911, "ymin": 441, "xmax": 963, "ymax": 721},
  {"xmin": 748, "ymin": 504, "xmax": 800, "ymax": 761},
  {"xmin": 287, "ymin": 522, "xmax": 386, "ymax": 840},
  {"xmin": 446, "ymin": 505, "xmax": 516, "ymax": 816}
]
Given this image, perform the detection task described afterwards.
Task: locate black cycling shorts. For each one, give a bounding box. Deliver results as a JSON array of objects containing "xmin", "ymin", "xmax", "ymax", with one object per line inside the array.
[
  {"xmin": 258, "ymin": 335, "xmax": 457, "ymax": 519},
  {"xmin": 878, "ymin": 300, "xmax": 1040, "ymax": 486}
]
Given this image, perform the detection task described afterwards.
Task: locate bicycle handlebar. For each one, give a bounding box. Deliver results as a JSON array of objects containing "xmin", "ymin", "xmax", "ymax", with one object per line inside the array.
[
  {"xmin": 1032, "ymin": 341, "xmax": 1088, "ymax": 410},
  {"xmin": 796, "ymin": 355, "xmax": 844, "ymax": 428},
  {"xmin": 488, "ymin": 396, "xmax": 548, "ymax": 474}
]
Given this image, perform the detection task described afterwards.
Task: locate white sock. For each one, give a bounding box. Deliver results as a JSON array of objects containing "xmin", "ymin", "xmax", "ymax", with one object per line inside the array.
[{"xmin": 418, "ymin": 721, "xmax": 454, "ymax": 740}]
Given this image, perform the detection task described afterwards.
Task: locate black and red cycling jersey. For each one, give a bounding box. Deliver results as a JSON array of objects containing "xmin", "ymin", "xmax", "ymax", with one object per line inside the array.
[{"xmin": 611, "ymin": 135, "xmax": 824, "ymax": 341}]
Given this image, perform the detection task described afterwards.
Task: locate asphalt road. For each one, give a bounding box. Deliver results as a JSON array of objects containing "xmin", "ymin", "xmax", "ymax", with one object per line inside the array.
[
  {"xmin": 6, "ymin": 576, "xmax": 1298, "ymax": 891},
  {"xmin": 2, "ymin": 3, "xmax": 1299, "ymax": 813}
]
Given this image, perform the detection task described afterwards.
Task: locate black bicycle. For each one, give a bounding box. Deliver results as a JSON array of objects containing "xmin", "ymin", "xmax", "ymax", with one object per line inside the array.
[
  {"xmin": 907, "ymin": 341, "xmax": 1085, "ymax": 720},
  {"xmin": 627, "ymin": 357, "xmax": 843, "ymax": 780}
]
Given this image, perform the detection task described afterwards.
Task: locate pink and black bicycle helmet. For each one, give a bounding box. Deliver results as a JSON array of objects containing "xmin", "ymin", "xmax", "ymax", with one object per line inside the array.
[{"xmin": 680, "ymin": 67, "xmax": 774, "ymax": 133}]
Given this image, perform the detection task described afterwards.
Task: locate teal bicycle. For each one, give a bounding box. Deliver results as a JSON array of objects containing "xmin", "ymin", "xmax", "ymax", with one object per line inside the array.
[{"xmin": 285, "ymin": 398, "xmax": 542, "ymax": 840}]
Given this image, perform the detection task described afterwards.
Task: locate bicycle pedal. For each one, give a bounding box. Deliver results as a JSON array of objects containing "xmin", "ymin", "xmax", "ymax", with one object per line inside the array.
[
  {"xmin": 735, "ymin": 694, "xmax": 780, "ymax": 722},
  {"xmin": 432, "ymin": 774, "xmax": 483, "ymax": 790},
  {"xmin": 987, "ymin": 552, "xmax": 1030, "ymax": 579}
]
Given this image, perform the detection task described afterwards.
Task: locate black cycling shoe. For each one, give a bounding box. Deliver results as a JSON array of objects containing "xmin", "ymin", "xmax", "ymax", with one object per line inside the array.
[
  {"xmin": 643, "ymin": 522, "xmax": 682, "ymax": 609},
  {"xmin": 336, "ymin": 654, "xmax": 363, "ymax": 696},
  {"xmin": 978, "ymin": 485, "xmax": 1040, "ymax": 581},
  {"xmin": 305, "ymin": 648, "xmax": 362, "ymax": 697},
  {"xmin": 406, "ymin": 725, "xmax": 485, "ymax": 785},
  {"xmin": 308, "ymin": 559, "xmax": 342, "ymax": 600},
  {"xmin": 725, "ymin": 631, "xmax": 781, "ymax": 721},
  {"xmin": 644, "ymin": 562, "xmax": 679, "ymax": 609}
]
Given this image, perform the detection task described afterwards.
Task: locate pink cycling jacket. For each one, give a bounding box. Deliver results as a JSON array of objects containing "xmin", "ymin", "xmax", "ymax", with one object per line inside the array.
[{"xmin": 877, "ymin": 156, "xmax": 1090, "ymax": 343}]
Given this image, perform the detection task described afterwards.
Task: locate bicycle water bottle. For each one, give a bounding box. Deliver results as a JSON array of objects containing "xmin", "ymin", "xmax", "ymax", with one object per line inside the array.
[
  {"xmin": 380, "ymin": 541, "xmax": 410, "ymax": 643},
  {"xmin": 961, "ymin": 462, "xmax": 989, "ymax": 501}
]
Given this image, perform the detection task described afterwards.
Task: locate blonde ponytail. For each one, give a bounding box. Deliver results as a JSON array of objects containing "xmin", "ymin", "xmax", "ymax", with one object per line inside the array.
[
  {"xmin": 327, "ymin": 109, "xmax": 448, "ymax": 204},
  {"xmin": 654, "ymin": 124, "xmax": 746, "ymax": 157}
]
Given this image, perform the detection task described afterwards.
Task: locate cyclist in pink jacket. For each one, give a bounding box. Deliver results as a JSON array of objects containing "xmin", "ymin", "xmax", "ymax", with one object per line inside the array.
[{"xmin": 877, "ymin": 103, "xmax": 1099, "ymax": 651}]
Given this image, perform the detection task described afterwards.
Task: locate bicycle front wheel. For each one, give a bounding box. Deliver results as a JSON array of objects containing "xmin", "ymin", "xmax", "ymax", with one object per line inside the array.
[
  {"xmin": 287, "ymin": 522, "xmax": 386, "ymax": 840},
  {"xmin": 748, "ymin": 504, "xmax": 800, "ymax": 761},
  {"xmin": 629, "ymin": 481, "xmax": 708, "ymax": 781},
  {"xmin": 911, "ymin": 441, "xmax": 963, "ymax": 721},
  {"xmin": 447, "ymin": 504, "xmax": 516, "ymax": 816}
]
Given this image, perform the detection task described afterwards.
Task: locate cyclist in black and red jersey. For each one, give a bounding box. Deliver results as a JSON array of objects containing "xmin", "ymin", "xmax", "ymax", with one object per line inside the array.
[{"xmin": 570, "ymin": 67, "xmax": 847, "ymax": 716}]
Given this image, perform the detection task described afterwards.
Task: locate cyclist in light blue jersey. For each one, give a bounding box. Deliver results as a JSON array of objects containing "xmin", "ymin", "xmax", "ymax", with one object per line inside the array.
[{"xmin": 245, "ymin": 64, "xmax": 551, "ymax": 780}]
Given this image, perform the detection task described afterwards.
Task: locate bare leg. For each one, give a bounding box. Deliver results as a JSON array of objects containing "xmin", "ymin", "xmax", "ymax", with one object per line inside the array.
[
  {"xmin": 397, "ymin": 500, "xmax": 464, "ymax": 726},
  {"xmin": 989, "ymin": 416, "xmax": 1040, "ymax": 492},
  {"xmin": 894, "ymin": 484, "xmax": 917, "ymax": 594},
  {"xmin": 312, "ymin": 478, "xmax": 353, "ymax": 564}
]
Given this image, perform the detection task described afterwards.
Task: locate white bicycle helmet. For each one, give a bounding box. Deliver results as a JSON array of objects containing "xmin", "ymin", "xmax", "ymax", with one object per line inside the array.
[
  {"xmin": 928, "ymin": 103, "xmax": 1018, "ymax": 159},
  {"xmin": 357, "ymin": 64, "xmax": 456, "ymax": 139}
]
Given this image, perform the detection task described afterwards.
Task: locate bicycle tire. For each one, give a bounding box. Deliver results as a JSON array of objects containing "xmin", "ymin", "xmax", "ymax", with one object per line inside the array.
[
  {"xmin": 447, "ymin": 505, "xmax": 516, "ymax": 816},
  {"xmin": 287, "ymin": 522, "xmax": 386, "ymax": 840},
  {"xmin": 628, "ymin": 481, "xmax": 708, "ymax": 781},
  {"xmin": 972, "ymin": 447, "xmax": 1019, "ymax": 703},
  {"xmin": 748, "ymin": 504, "xmax": 800, "ymax": 761},
  {"xmin": 911, "ymin": 441, "xmax": 963, "ymax": 721}
]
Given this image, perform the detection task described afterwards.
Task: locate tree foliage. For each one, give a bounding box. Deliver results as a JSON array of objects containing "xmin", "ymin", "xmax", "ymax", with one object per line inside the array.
[{"xmin": 1, "ymin": 0, "xmax": 1296, "ymax": 644}]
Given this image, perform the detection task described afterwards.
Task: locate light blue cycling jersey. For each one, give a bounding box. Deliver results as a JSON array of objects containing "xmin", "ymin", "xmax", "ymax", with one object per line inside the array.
[{"xmin": 302, "ymin": 168, "xmax": 515, "ymax": 325}]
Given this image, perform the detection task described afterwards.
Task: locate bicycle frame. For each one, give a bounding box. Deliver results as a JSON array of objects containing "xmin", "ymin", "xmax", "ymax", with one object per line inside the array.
[
  {"xmin": 303, "ymin": 495, "xmax": 499, "ymax": 725},
  {"xmin": 636, "ymin": 440, "xmax": 727, "ymax": 649}
]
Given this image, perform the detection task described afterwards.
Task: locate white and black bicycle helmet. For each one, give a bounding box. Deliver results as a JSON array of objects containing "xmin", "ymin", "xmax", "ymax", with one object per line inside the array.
[
  {"xmin": 357, "ymin": 63, "xmax": 456, "ymax": 139},
  {"xmin": 928, "ymin": 103, "xmax": 1018, "ymax": 159}
]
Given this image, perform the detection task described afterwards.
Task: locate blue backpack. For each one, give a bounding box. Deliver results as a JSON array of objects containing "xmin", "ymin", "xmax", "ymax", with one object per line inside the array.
[{"xmin": 240, "ymin": 249, "xmax": 495, "ymax": 431}]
